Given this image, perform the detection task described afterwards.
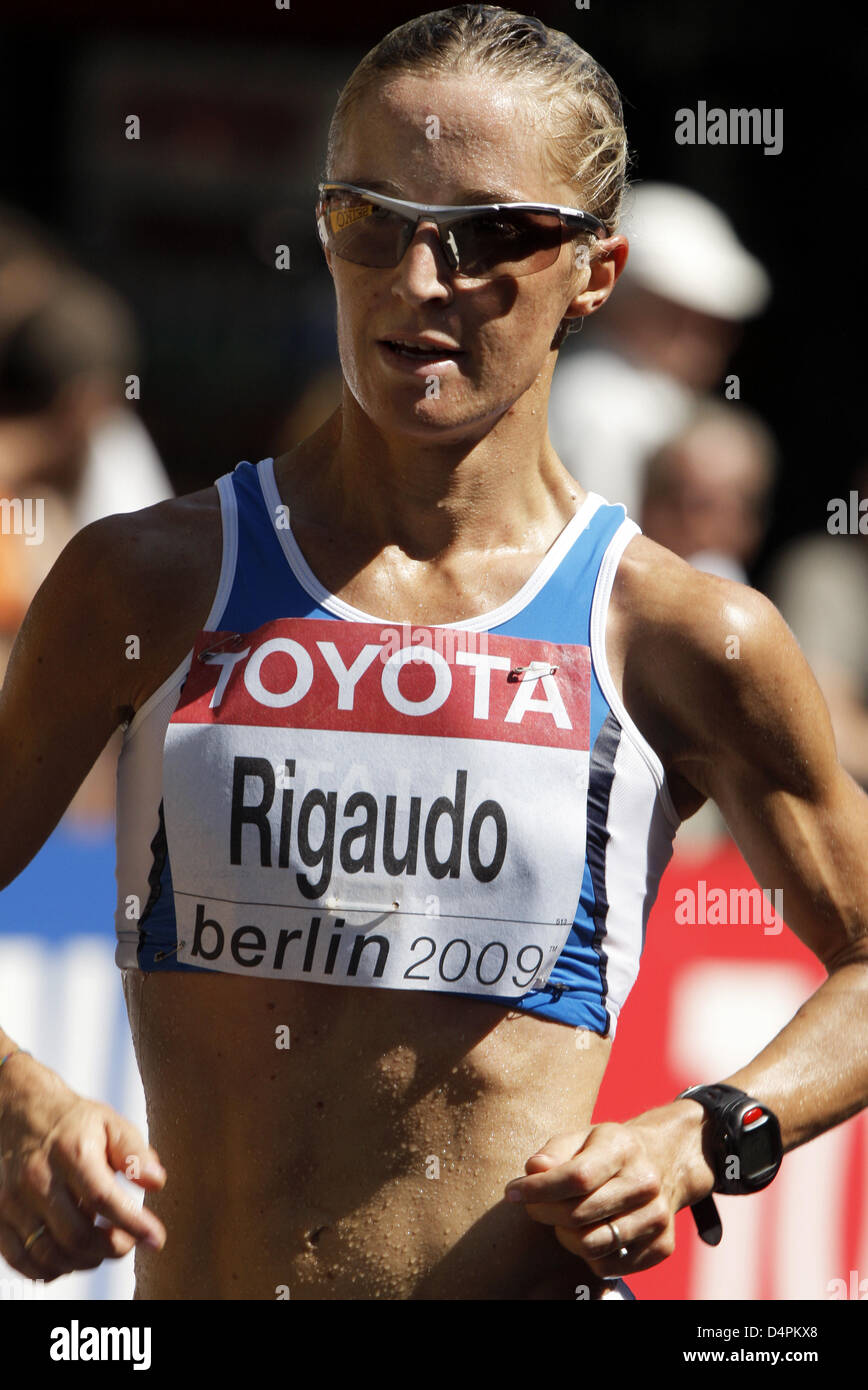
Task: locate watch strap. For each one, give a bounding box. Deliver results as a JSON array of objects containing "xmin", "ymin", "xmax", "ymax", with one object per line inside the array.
[
  {"xmin": 678, "ymin": 1081, "xmax": 750, "ymax": 1110},
  {"xmin": 689, "ymin": 1193, "xmax": 723, "ymax": 1246},
  {"xmin": 677, "ymin": 1085, "xmax": 731, "ymax": 1243}
]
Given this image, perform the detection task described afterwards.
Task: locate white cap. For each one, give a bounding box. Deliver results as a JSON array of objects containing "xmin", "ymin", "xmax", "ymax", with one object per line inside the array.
[{"xmin": 619, "ymin": 183, "xmax": 771, "ymax": 321}]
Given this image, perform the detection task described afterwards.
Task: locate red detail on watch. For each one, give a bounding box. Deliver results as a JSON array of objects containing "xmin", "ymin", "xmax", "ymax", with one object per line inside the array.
[{"xmin": 742, "ymin": 1106, "xmax": 764, "ymax": 1127}]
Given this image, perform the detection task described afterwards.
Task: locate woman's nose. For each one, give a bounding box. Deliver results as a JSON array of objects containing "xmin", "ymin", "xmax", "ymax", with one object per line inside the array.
[{"xmin": 393, "ymin": 222, "xmax": 457, "ymax": 298}]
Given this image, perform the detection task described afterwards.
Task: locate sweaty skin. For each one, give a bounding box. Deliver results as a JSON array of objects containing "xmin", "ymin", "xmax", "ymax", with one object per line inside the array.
[
  {"xmin": 125, "ymin": 969, "xmax": 614, "ymax": 1300},
  {"xmin": 120, "ymin": 440, "xmax": 622, "ymax": 1301},
  {"xmin": 2, "ymin": 427, "xmax": 868, "ymax": 1298},
  {"xmin": 2, "ymin": 67, "xmax": 867, "ymax": 1300}
]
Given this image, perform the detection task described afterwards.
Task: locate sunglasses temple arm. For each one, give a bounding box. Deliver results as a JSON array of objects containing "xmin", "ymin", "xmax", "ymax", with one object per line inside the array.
[{"xmin": 564, "ymin": 213, "xmax": 607, "ymax": 238}]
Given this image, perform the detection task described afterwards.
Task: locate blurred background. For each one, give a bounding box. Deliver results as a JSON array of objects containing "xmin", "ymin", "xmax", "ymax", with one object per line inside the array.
[{"xmin": 0, "ymin": 0, "xmax": 865, "ymax": 1300}]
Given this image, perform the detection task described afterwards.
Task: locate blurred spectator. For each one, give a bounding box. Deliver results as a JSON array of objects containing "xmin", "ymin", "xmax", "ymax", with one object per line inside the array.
[
  {"xmin": 0, "ymin": 221, "xmax": 173, "ymax": 521},
  {"xmin": 639, "ymin": 397, "xmax": 779, "ymax": 584},
  {"xmin": 0, "ymin": 210, "xmax": 174, "ymax": 822},
  {"xmin": 767, "ymin": 461, "xmax": 868, "ymax": 789},
  {"xmin": 638, "ymin": 397, "xmax": 778, "ymax": 849},
  {"xmin": 548, "ymin": 182, "xmax": 771, "ymax": 518}
]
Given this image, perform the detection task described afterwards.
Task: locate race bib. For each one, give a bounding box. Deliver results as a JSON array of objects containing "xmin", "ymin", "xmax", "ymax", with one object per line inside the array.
[{"xmin": 162, "ymin": 619, "xmax": 591, "ymax": 997}]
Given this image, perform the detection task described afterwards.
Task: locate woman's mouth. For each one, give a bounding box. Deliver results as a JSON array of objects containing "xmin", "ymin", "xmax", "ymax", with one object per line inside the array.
[{"xmin": 377, "ymin": 338, "xmax": 466, "ymax": 371}]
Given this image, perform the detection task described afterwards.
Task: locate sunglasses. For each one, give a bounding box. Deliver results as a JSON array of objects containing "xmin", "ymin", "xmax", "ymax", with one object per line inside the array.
[{"xmin": 316, "ymin": 182, "xmax": 607, "ymax": 282}]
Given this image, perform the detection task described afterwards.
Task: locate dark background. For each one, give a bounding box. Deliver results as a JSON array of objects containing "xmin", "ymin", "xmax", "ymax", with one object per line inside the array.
[{"xmin": 0, "ymin": 0, "xmax": 860, "ymax": 571}]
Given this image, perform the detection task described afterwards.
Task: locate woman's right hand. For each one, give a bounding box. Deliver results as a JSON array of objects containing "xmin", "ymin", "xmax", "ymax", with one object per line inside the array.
[{"xmin": 0, "ymin": 1051, "xmax": 166, "ymax": 1283}]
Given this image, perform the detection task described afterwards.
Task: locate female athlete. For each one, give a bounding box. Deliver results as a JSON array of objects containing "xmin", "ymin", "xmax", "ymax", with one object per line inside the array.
[{"xmin": 1, "ymin": 5, "xmax": 866, "ymax": 1301}]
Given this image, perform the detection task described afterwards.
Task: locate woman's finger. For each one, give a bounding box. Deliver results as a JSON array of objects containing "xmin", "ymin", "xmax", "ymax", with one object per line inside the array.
[
  {"xmin": 553, "ymin": 1198, "xmax": 676, "ymax": 1275},
  {"xmin": 0, "ymin": 1201, "xmax": 85, "ymax": 1279},
  {"xmin": 0, "ymin": 1217, "xmax": 53, "ymax": 1283}
]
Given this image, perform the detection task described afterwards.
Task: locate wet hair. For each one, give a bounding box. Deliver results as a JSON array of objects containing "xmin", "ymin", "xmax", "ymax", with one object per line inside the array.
[{"xmin": 325, "ymin": 4, "xmax": 630, "ymax": 236}]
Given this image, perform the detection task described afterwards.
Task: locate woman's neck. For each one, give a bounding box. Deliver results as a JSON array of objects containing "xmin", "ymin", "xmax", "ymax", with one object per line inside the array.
[{"xmin": 293, "ymin": 383, "xmax": 584, "ymax": 561}]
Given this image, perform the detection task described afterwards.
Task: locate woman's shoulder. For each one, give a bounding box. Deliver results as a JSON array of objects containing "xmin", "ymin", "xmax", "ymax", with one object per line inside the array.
[
  {"xmin": 55, "ymin": 484, "xmax": 225, "ymax": 723},
  {"xmin": 0, "ymin": 482, "xmax": 226, "ymax": 819},
  {"xmin": 613, "ymin": 531, "xmax": 767, "ymax": 641},
  {"xmin": 611, "ymin": 532, "xmax": 823, "ymax": 779},
  {"xmin": 76, "ymin": 483, "xmax": 222, "ymax": 590},
  {"xmin": 613, "ymin": 532, "xmax": 791, "ymax": 699}
]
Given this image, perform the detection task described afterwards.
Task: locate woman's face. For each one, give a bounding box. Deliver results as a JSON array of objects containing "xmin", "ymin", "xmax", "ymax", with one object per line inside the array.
[{"xmin": 327, "ymin": 72, "xmax": 611, "ymax": 444}]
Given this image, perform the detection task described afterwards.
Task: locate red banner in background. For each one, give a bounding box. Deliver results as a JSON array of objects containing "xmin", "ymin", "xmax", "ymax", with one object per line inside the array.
[{"xmin": 593, "ymin": 836, "xmax": 868, "ymax": 1301}]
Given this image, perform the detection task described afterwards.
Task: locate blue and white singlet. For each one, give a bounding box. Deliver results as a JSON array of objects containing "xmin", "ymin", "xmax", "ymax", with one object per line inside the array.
[{"xmin": 114, "ymin": 457, "xmax": 680, "ymax": 1036}]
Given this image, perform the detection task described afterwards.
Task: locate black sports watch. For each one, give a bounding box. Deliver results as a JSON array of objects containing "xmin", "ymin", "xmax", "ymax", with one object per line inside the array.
[{"xmin": 676, "ymin": 1082, "xmax": 783, "ymax": 1245}]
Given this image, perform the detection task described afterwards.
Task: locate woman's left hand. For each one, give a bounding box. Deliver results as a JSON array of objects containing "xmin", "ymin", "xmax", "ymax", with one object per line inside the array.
[{"xmin": 504, "ymin": 1101, "xmax": 716, "ymax": 1276}]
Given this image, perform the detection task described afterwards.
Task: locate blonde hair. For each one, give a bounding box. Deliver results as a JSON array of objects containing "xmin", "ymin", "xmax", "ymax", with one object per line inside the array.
[{"xmin": 325, "ymin": 4, "xmax": 630, "ymax": 236}]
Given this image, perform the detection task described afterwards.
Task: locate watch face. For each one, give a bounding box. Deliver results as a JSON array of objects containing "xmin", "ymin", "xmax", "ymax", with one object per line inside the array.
[{"xmin": 739, "ymin": 1117, "xmax": 779, "ymax": 1180}]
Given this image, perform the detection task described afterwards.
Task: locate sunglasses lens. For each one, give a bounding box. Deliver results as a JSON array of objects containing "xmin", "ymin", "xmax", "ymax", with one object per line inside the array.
[
  {"xmin": 454, "ymin": 210, "xmax": 563, "ymax": 279},
  {"xmin": 319, "ymin": 191, "xmax": 408, "ymax": 267},
  {"xmin": 318, "ymin": 192, "xmax": 567, "ymax": 279}
]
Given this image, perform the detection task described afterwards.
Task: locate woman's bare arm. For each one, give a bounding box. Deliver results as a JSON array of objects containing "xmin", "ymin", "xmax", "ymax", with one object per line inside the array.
[
  {"xmin": 0, "ymin": 492, "xmax": 219, "ymax": 887},
  {"xmin": 505, "ymin": 544, "xmax": 868, "ymax": 1276},
  {"xmin": 0, "ymin": 494, "xmax": 218, "ymax": 1279}
]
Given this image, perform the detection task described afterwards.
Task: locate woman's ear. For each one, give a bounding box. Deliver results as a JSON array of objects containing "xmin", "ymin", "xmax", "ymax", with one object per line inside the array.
[{"xmin": 560, "ymin": 233, "xmax": 629, "ymax": 334}]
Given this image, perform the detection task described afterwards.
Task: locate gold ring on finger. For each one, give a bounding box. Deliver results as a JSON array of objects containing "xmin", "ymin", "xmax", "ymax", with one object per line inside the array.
[{"xmin": 23, "ymin": 1223, "xmax": 48, "ymax": 1252}]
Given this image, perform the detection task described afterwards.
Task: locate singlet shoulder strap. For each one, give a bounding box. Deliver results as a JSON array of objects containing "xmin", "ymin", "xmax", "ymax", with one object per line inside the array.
[
  {"xmin": 206, "ymin": 470, "xmax": 240, "ymax": 631},
  {"xmin": 215, "ymin": 457, "xmax": 326, "ymax": 630},
  {"xmin": 589, "ymin": 517, "xmax": 680, "ymax": 827}
]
